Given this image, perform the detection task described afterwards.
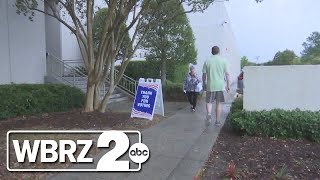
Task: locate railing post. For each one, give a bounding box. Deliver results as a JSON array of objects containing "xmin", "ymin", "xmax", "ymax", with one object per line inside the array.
[
  {"xmin": 62, "ymin": 60, "xmax": 65, "ymax": 77},
  {"xmin": 51, "ymin": 57, "xmax": 53, "ymax": 76},
  {"xmin": 73, "ymin": 73, "xmax": 75, "ymax": 86}
]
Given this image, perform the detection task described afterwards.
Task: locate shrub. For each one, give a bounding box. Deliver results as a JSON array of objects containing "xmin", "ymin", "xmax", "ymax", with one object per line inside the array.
[
  {"xmin": 163, "ymin": 80, "xmax": 186, "ymax": 102},
  {"xmin": 118, "ymin": 61, "xmax": 160, "ymax": 81},
  {"xmin": 121, "ymin": 61, "xmax": 189, "ymax": 83},
  {"xmin": 229, "ymin": 97, "xmax": 320, "ymax": 142},
  {"xmin": 230, "ymin": 97, "xmax": 243, "ymax": 114},
  {"xmin": 167, "ymin": 63, "xmax": 189, "ymax": 83},
  {"xmin": 0, "ymin": 84, "xmax": 85, "ymax": 120}
]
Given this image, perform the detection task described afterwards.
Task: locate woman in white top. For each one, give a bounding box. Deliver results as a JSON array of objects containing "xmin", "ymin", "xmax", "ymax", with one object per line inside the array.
[{"xmin": 183, "ymin": 66, "xmax": 202, "ymax": 112}]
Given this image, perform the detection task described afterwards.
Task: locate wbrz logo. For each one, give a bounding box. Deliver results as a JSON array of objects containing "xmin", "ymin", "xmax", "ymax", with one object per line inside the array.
[{"xmin": 7, "ymin": 130, "xmax": 150, "ymax": 172}]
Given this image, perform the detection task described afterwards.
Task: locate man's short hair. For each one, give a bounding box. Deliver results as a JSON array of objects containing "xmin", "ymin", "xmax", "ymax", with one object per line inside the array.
[{"xmin": 212, "ymin": 46, "xmax": 220, "ymax": 55}]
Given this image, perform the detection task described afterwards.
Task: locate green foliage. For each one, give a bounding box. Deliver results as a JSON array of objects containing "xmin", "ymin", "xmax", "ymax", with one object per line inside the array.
[
  {"xmin": 230, "ymin": 97, "xmax": 243, "ymax": 114},
  {"xmin": 93, "ymin": 8, "xmax": 132, "ymax": 60},
  {"xmin": 118, "ymin": 61, "xmax": 161, "ymax": 80},
  {"xmin": 141, "ymin": 0, "xmax": 197, "ymax": 63},
  {"xmin": 167, "ymin": 63, "xmax": 189, "ymax": 83},
  {"xmin": 229, "ymin": 98, "xmax": 320, "ymax": 143},
  {"xmin": 291, "ymin": 57, "xmax": 303, "ymax": 65},
  {"xmin": 140, "ymin": 0, "xmax": 197, "ymax": 83},
  {"xmin": 0, "ymin": 84, "xmax": 85, "ymax": 120},
  {"xmin": 302, "ymin": 32, "xmax": 320, "ymax": 57},
  {"xmin": 241, "ymin": 56, "xmax": 256, "ymax": 69},
  {"xmin": 275, "ymin": 164, "xmax": 288, "ymax": 180},
  {"xmin": 121, "ymin": 61, "xmax": 189, "ymax": 83},
  {"xmin": 301, "ymin": 32, "xmax": 320, "ymax": 65},
  {"xmin": 266, "ymin": 50, "xmax": 297, "ymax": 65},
  {"xmin": 261, "ymin": 32, "xmax": 320, "ymax": 66},
  {"xmin": 163, "ymin": 80, "xmax": 185, "ymax": 101}
]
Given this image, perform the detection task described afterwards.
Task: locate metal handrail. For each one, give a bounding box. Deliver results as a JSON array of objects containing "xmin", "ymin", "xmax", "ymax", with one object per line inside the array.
[
  {"xmin": 48, "ymin": 54, "xmax": 88, "ymax": 77},
  {"xmin": 63, "ymin": 60, "xmax": 137, "ymax": 82},
  {"xmin": 48, "ymin": 58, "xmax": 137, "ymax": 97},
  {"xmin": 107, "ymin": 69, "xmax": 137, "ymax": 96},
  {"xmin": 46, "ymin": 54, "xmax": 88, "ymax": 92}
]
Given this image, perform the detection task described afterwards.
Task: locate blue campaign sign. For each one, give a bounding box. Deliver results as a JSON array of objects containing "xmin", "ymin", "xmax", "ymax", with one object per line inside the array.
[
  {"xmin": 134, "ymin": 85, "xmax": 157, "ymax": 115},
  {"xmin": 131, "ymin": 79, "xmax": 163, "ymax": 120}
]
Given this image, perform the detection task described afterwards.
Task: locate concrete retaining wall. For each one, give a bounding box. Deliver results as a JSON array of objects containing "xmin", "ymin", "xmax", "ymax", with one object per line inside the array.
[{"xmin": 243, "ymin": 65, "xmax": 320, "ymax": 112}]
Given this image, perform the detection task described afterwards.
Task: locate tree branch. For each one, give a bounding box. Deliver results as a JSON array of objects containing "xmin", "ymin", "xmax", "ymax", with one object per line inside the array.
[
  {"xmin": 43, "ymin": 0, "xmax": 89, "ymax": 64},
  {"xmin": 28, "ymin": 7, "xmax": 75, "ymax": 34},
  {"xmin": 86, "ymin": 0, "xmax": 95, "ymax": 77},
  {"xmin": 96, "ymin": 1, "xmax": 117, "ymax": 63},
  {"xmin": 63, "ymin": 0, "xmax": 87, "ymax": 38}
]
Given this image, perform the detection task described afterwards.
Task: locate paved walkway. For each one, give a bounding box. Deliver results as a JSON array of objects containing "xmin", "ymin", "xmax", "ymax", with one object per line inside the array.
[{"xmin": 49, "ymin": 91, "xmax": 234, "ymax": 180}]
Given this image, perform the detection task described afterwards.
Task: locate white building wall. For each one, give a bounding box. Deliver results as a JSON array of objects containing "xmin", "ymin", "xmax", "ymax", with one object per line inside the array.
[
  {"xmin": 60, "ymin": 25, "xmax": 83, "ymax": 61},
  {"xmin": 0, "ymin": 0, "xmax": 46, "ymax": 84},
  {"xmin": 45, "ymin": 5, "xmax": 62, "ymax": 59},
  {"xmin": 0, "ymin": 0, "xmax": 11, "ymax": 84},
  {"xmin": 59, "ymin": 3, "xmax": 86, "ymax": 61},
  {"xmin": 243, "ymin": 65, "xmax": 320, "ymax": 112},
  {"xmin": 188, "ymin": 1, "xmax": 241, "ymax": 83}
]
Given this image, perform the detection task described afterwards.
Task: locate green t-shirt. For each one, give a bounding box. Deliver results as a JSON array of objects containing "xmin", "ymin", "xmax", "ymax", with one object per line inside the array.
[{"xmin": 202, "ymin": 55, "xmax": 228, "ymax": 92}]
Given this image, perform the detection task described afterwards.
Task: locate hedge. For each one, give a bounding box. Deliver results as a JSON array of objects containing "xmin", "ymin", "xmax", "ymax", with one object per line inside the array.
[
  {"xmin": 119, "ymin": 61, "xmax": 161, "ymax": 80},
  {"xmin": 0, "ymin": 84, "xmax": 85, "ymax": 120},
  {"xmin": 229, "ymin": 98, "xmax": 320, "ymax": 142},
  {"xmin": 120, "ymin": 60, "xmax": 189, "ymax": 83},
  {"xmin": 168, "ymin": 63, "xmax": 189, "ymax": 83},
  {"xmin": 163, "ymin": 80, "xmax": 186, "ymax": 101}
]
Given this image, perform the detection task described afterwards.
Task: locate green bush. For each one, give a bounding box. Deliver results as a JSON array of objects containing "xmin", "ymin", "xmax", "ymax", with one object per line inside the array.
[
  {"xmin": 230, "ymin": 97, "xmax": 243, "ymax": 114},
  {"xmin": 229, "ymin": 97, "xmax": 320, "ymax": 142},
  {"xmin": 118, "ymin": 61, "xmax": 160, "ymax": 81},
  {"xmin": 163, "ymin": 80, "xmax": 186, "ymax": 101},
  {"xmin": 0, "ymin": 84, "xmax": 85, "ymax": 120},
  {"xmin": 121, "ymin": 61, "xmax": 189, "ymax": 83},
  {"xmin": 168, "ymin": 63, "xmax": 189, "ymax": 83}
]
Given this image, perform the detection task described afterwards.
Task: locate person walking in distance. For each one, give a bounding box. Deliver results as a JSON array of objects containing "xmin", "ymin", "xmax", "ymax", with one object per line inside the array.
[
  {"xmin": 183, "ymin": 65, "xmax": 202, "ymax": 112},
  {"xmin": 202, "ymin": 46, "xmax": 230, "ymax": 126}
]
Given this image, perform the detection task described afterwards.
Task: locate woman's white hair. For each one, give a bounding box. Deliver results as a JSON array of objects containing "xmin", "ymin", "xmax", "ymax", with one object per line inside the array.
[{"xmin": 189, "ymin": 65, "xmax": 195, "ymax": 71}]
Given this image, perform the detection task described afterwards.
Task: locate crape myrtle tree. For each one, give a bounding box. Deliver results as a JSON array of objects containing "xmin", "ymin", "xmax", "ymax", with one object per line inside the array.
[{"xmin": 15, "ymin": 0, "xmax": 263, "ymax": 113}]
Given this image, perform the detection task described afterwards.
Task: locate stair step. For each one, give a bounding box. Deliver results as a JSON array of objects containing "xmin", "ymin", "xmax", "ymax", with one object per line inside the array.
[
  {"xmin": 47, "ymin": 75, "xmax": 130, "ymax": 103},
  {"xmin": 99, "ymin": 93, "xmax": 123, "ymax": 99},
  {"xmin": 63, "ymin": 77, "xmax": 88, "ymax": 81},
  {"xmin": 107, "ymin": 96, "xmax": 128, "ymax": 104},
  {"xmin": 110, "ymin": 93, "xmax": 123, "ymax": 99}
]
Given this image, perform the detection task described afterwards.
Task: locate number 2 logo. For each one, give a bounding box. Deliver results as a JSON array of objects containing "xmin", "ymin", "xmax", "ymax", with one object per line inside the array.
[{"xmin": 96, "ymin": 131, "xmax": 130, "ymax": 171}]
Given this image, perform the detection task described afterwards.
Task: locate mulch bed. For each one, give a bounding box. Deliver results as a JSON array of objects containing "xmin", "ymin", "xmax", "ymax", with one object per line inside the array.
[
  {"xmin": 0, "ymin": 110, "xmax": 165, "ymax": 180},
  {"xmin": 199, "ymin": 123, "xmax": 320, "ymax": 180},
  {"xmin": 0, "ymin": 109, "xmax": 128, "ymax": 130}
]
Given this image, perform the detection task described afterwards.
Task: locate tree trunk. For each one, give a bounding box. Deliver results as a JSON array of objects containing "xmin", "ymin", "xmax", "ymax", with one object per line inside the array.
[
  {"xmin": 84, "ymin": 82, "xmax": 95, "ymax": 112},
  {"xmin": 98, "ymin": 87, "xmax": 114, "ymax": 113},
  {"xmin": 93, "ymin": 82, "xmax": 101, "ymax": 110},
  {"xmin": 161, "ymin": 59, "xmax": 166, "ymax": 85}
]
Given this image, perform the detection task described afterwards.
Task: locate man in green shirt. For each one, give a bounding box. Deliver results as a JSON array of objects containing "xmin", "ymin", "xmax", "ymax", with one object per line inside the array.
[{"xmin": 202, "ymin": 46, "xmax": 230, "ymax": 126}]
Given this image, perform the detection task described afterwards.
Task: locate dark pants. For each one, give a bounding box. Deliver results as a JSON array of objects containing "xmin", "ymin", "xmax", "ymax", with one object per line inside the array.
[{"xmin": 186, "ymin": 91, "xmax": 198, "ymax": 109}]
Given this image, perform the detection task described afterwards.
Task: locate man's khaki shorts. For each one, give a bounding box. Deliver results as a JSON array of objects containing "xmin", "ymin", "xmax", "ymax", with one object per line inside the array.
[{"xmin": 206, "ymin": 91, "xmax": 225, "ymax": 103}]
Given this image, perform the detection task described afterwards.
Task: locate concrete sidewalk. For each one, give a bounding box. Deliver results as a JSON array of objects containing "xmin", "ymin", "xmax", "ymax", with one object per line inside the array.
[{"xmin": 49, "ymin": 92, "xmax": 234, "ymax": 180}]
